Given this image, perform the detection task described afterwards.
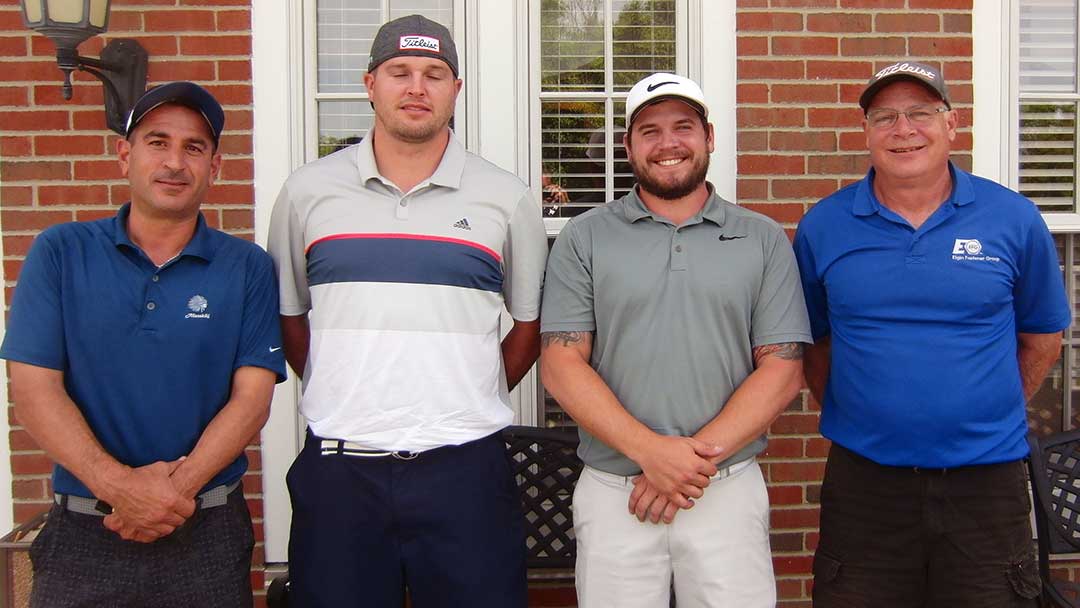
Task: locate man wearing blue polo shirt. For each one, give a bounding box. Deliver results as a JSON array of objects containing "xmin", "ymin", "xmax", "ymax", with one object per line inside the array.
[
  {"xmin": 0, "ymin": 82, "xmax": 285, "ymax": 607},
  {"xmin": 795, "ymin": 61, "xmax": 1069, "ymax": 606}
]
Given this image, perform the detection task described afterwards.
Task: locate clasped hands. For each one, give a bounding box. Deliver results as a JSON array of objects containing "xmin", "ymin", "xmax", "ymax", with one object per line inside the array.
[
  {"xmin": 628, "ymin": 435, "xmax": 722, "ymax": 525},
  {"xmin": 99, "ymin": 459, "xmax": 196, "ymax": 543}
]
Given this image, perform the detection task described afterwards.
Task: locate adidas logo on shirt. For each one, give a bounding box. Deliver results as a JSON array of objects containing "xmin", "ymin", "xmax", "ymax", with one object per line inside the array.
[{"xmin": 452, "ymin": 218, "xmax": 472, "ymax": 230}]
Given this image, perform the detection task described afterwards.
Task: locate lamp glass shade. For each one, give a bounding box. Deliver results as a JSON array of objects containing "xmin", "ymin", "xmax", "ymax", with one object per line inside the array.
[
  {"xmin": 21, "ymin": 0, "xmax": 43, "ymax": 25},
  {"xmin": 45, "ymin": 0, "xmax": 85, "ymax": 25},
  {"xmin": 89, "ymin": 0, "xmax": 108, "ymax": 28}
]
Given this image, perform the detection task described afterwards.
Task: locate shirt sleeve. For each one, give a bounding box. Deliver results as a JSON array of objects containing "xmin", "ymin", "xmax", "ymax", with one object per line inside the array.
[
  {"xmin": 751, "ymin": 224, "xmax": 813, "ymax": 347},
  {"xmin": 0, "ymin": 228, "xmax": 67, "ymax": 370},
  {"xmin": 502, "ymin": 188, "xmax": 548, "ymax": 322},
  {"xmin": 540, "ymin": 220, "xmax": 596, "ymax": 333},
  {"xmin": 234, "ymin": 248, "xmax": 288, "ymax": 383},
  {"xmin": 1014, "ymin": 204, "xmax": 1072, "ymax": 334},
  {"xmin": 793, "ymin": 222, "xmax": 831, "ymax": 341},
  {"xmin": 267, "ymin": 180, "xmax": 312, "ymax": 317}
]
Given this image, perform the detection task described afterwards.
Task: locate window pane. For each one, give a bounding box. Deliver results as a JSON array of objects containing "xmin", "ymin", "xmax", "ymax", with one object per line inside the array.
[
  {"xmin": 316, "ymin": 0, "xmax": 454, "ymax": 95},
  {"xmin": 540, "ymin": 0, "xmax": 606, "ymax": 93},
  {"xmin": 390, "ymin": 0, "xmax": 453, "ymax": 22},
  {"xmin": 1019, "ymin": 101, "xmax": 1077, "ymax": 213},
  {"xmin": 1019, "ymin": 0, "xmax": 1078, "ymax": 92},
  {"xmin": 538, "ymin": 99, "xmax": 635, "ymax": 218},
  {"xmin": 318, "ymin": 100, "xmax": 374, "ymax": 157},
  {"xmin": 540, "ymin": 100, "xmax": 607, "ymax": 216},
  {"xmin": 612, "ymin": 0, "xmax": 675, "ymax": 91},
  {"xmin": 317, "ymin": 0, "xmax": 380, "ymax": 94}
]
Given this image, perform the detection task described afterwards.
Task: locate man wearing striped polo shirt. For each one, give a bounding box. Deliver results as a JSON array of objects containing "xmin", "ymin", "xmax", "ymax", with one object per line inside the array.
[{"xmin": 268, "ymin": 15, "xmax": 547, "ymax": 608}]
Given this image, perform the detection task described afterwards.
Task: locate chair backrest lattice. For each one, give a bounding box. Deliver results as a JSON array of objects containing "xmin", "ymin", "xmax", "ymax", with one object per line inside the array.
[
  {"xmin": 501, "ymin": 426, "xmax": 583, "ymax": 570},
  {"xmin": 1029, "ymin": 430, "xmax": 1080, "ymax": 556}
]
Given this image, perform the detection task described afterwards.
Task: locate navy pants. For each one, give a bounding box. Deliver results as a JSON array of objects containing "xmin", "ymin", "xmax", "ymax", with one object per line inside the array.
[{"xmin": 286, "ymin": 431, "xmax": 527, "ymax": 608}]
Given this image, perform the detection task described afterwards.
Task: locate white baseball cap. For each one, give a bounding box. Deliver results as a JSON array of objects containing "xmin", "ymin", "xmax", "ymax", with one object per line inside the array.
[{"xmin": 624, "ymin": 73, "xmax": 708, "ymax": 127}]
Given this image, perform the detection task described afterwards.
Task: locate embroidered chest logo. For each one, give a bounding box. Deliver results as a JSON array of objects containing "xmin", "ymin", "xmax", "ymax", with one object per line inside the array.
[
  {"xmin": 951, "ymin": 238, "xmax": 1000, "ymax": 263},
  {"xmin": 186, "ymin": 295, "xmax": 211, "ymax": 319},
  {"xmin": 452, "ymin": 217, "xmax": 472, "ymax": 230}
]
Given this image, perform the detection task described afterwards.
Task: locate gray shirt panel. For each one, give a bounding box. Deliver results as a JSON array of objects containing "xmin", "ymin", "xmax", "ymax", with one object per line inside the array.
[{"xmin": 541, "ymin": 188, "xmax": 812, "ymax": 475}]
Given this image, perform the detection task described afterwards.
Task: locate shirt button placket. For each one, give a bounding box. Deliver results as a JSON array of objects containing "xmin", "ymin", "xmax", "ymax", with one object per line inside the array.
[
  {"xmin": 396, "ymin": 196, "xmax": 409, "ymax": 220},
  {"xmin": 671, "ymin": 230, "xmax": 687, "ymax": 271}
]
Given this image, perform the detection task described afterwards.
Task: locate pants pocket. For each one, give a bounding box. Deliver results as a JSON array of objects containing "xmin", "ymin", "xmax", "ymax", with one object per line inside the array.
[
  {"xmin": 1006, "ymin": 552, "xmax": 1041, "ymax": 600},
  {"xmin": 28, "ymin": 507, "xmax": 60, "ymax": 571}
]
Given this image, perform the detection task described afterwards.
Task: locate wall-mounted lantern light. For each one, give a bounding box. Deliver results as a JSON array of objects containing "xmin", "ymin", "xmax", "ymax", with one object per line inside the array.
[{"xmin": 20, "ymin": 0, "xmax": 148, "ymax": 134}]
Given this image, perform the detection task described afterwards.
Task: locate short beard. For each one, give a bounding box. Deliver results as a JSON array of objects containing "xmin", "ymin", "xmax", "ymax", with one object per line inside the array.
[
  {"xmin": 631, "ymin": 153, "xmax": 709, "ymax": 200},
  {"xmin": 388, "ymin": 121, "xmax": 446, "ymax": 144}
]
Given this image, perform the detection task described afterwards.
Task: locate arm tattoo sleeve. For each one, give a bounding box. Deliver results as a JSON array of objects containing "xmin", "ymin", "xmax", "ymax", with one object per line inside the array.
[
  {"xmin": 752, "ymin": 342, "xmax": 805, "ymax": 367},
  {"xmin": 541, "ymin": 331, "xmax": 588, "ymax": 348}
]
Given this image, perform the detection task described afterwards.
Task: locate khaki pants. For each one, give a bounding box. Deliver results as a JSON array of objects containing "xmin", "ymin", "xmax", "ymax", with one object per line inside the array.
[{"xmin": 573, "ymin": 458, "xmax": 776, "ymax": 608}]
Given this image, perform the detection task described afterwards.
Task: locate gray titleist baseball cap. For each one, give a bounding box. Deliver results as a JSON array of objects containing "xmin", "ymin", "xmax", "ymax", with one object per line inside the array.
[
  {"xmin": 367, "ymin": 14, "xmax": 459, "ymax": 77},
  {"xmin": 860, "ymin": 60, "xmax": 951, "ymax": 111}
]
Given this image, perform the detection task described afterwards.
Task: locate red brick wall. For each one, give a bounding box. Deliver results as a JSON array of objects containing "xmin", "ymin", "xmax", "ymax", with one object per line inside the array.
[
  {"xmin": 0, "ymin": 0, "xmax": 264, "ymax": 600},
  {"xmin": 734, "ymin": 1, "xmax": 972, "ymax": 605}
]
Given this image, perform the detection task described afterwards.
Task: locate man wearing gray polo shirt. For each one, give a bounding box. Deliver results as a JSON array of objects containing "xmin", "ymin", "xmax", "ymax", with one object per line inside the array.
[
  {"xmin": 268, "ymin": 15, "xmax": 547, "ymax": 608},
  {"xmin": 540, "ymin": 73, "xmax": 811, "ymax": 607}
]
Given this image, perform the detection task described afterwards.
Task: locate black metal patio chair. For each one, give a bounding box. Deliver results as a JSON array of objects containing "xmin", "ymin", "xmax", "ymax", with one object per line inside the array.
[
  {"xmin": 1027, "ymin": 430, "xmax": 1080, "ymax": 607},
  {"xmin": 266, "ymin": 425, "xmax": 583, "ymax": 608}
]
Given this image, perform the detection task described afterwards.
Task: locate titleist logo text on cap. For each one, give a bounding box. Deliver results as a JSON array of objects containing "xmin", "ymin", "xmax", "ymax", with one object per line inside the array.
[
  {"xmin": 875, "ymin": 62, "xmax": 936, "ymax": 81},
  {"xmin": 400, "ymin": 35, "xmax": 440, "ymax": 52}
]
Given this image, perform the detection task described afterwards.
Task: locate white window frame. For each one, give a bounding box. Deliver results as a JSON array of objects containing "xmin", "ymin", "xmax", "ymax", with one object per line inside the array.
[
  {"xmin": 0, "ymin": 231, "xmax": 12, "ymax": 529},
  {"xmin": 975, "ymin": 0, "xmax": 1080, "ymax": 231}
]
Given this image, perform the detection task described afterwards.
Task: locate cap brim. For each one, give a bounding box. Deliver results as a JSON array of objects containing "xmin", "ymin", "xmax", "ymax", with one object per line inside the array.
[{"xmin": 629, "ymin": 95, "xmax": 707, "ymax": 126}]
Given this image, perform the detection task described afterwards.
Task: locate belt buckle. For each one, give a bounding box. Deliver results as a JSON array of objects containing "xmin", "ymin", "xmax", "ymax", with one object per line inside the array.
[{"xmin": 392, "ymin": 451, "xmax": 419, "ymax": 461}]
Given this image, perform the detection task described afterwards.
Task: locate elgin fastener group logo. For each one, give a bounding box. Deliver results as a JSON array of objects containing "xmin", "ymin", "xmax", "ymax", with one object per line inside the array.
[{"xmin": 951, "ymin": 238, "xmax": 1000, "ymax": 263}]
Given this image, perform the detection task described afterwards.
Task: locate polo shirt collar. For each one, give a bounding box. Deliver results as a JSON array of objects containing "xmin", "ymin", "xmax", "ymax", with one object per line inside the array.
[
  {"xmin": 355, "ymin": 128, "xmax": 465, "ymax": 190},
  {"xmin": 853, "ymin": 161, "xmax": 974, "ymax": 217},
  {"xmin": 112, "ymin": 203, "xmax": 215, "ymax": 262},
  {"xmin": 622, "ymin": 183, "xmax": 726, "ymax": 226}
]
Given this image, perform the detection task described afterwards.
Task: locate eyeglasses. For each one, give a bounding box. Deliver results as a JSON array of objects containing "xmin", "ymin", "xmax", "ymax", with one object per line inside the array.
[{"xmin": 865, "ymin": 105, "xmax": 949, "ymax": 130}]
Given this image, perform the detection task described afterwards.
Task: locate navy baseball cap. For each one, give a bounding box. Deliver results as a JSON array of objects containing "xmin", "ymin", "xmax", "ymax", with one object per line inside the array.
[{"xmin": 124, "ymin": 82, "xmax": 225, "ymax": 146}]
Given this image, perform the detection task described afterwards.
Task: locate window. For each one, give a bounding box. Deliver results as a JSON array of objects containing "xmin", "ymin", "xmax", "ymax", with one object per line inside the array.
[
  {"xmin": 531, "ymin": 0, "xmax": 681, "ymax": 226},
  {"xmin": 311, "ymin": 0, "xmax": 457, "ymax": 159},
  {"xmin": 1017, "ymin": 0, "xmax": 1078, "ymax": 214},
  {"xmin": 1016, "ymin": 0, "xmax": 1080, "ymax": 434}
]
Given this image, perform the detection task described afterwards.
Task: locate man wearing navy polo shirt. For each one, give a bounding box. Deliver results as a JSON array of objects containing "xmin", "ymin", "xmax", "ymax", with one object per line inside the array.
[
  {"xmin": 0, "ymin": 82, "xmax": 285, "ymax": 607},
  {"xmin": 795, "ymin": 61, "xmax": 1069, "ymax": 607}
]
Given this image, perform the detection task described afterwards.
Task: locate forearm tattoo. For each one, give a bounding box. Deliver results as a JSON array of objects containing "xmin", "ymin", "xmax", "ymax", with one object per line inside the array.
[
  {"xmin": 752, "ymin": 342, "xmax": 805, "ymax": 367},
  {"xmin": 541, "ymin": 331, "xmax": 588, "ymax": 348}
]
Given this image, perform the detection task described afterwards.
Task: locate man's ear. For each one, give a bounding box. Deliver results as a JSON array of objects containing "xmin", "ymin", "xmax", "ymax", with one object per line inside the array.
[{"xmin": 117, "ymin": 137, "xmax": 132, "ymax": 178}]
